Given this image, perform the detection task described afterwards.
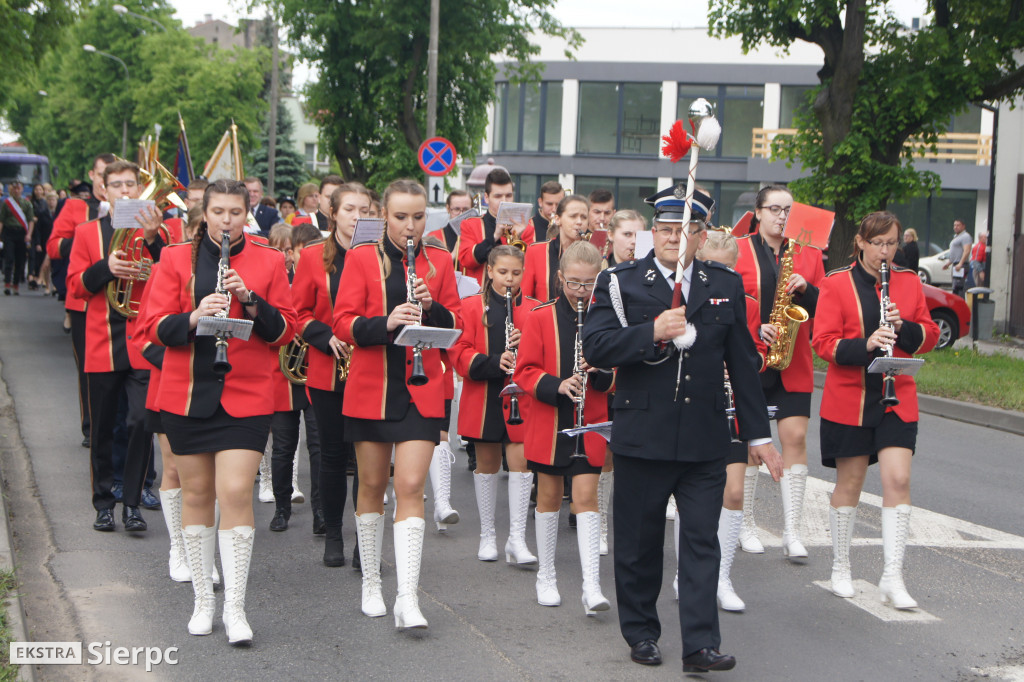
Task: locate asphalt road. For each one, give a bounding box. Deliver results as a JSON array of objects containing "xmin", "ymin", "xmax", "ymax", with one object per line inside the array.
[{"xmin": 1, "ymin": 291, "xmax": 1023, "ymax": 681}]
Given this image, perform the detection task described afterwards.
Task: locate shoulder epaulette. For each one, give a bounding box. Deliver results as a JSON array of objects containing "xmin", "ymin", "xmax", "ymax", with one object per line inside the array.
[
  {"xmin": 304, "ymin": 237, "xmax": 326, "ymax": 248},
  {"xmin": 890, "ymin": 263, "xmax": 912, "ymax": 273},
  {"xmin": 165, "ymin": 241, "xmax": 190, "ymax": 249},
  {"xmin": 533, "ymin": 299, "xmax": 557, "ymax": 310},
  {"xmin": 251, "ymin": 240, "xmax": 278, "ymax": 250},
  {"xmin": 825, "ymin": 264, "xmax": 854, "ymax": 277},
  {"xmin": 703, "ymin": 259, "xmax": 738, "ymax": 275},
  {"xmin": 607, "ymin": 260, "xmax": 638, "ymax": 273},
  {"xmin": 351, "ymin": 241, "xmax": 377, "ymax": 249},
  {"xmin": 424, "ymin": 241, "xmax": 449, "ymax": 252}
]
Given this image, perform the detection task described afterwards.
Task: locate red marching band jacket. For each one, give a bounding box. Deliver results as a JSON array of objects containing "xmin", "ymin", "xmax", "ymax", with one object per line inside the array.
[
  {"xmin": 131, "ymin": 271, "xmax": 166, "ymax": 412},
  {"xmin": 139, "ymin": 239, "xmax": 296, "ymax": 418},
  {"xmin": 514, "ymin": 298, "xmax": 611, "ymax": 467},
  {"xmin": 734, "ymin": 235, "xmax": 825, "ymax": 393},
  {"xmin": 293, "ymin": 240, "xmax": 346, "ymax": 393},
  {"xmin": 452, "ymin": 291, "xmax": 541, "ymax": 443},
  {"xmin": 457, "ymin": 215, "xmax": 536, "ymax": 285},
  {"xmin": 521, "ymin": 239, "xmax": 564, "ymax": 303},
  {"xmin": 332, "ymin": 241, "xmax": 463, "ymax": 420},
  {"xmin": 49, "ymin": 198, "xmax": 97, "ymax": 313},
  {"xmin": 812, "ymin": 263, "xmax": 938, "ymax": 426}
]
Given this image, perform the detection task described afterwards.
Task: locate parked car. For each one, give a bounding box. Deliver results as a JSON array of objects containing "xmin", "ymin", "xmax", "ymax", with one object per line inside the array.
[
  {"xmin": 923, "ymin": 283, "xmax": 970, "ymax": 349},
  {"xmin": 918, "ymin": 250, "xmax": 953, "ymax": 286}
]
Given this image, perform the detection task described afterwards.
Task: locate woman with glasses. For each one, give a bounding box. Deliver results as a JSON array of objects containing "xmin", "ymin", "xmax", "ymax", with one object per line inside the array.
[
  {"xmin": 733, "ymin": 185, "xmax": 825, "ymax": 563},
  {"xmin": 522, "ymin": 194, "xmax": 591, "ymax": 302},
  {"xmin": 515, "ymin": 240, "xmax": 613, "ymax": 615},
  {"xmin": 813, "ymin": 211, "xmax": 938, "ymax": 609}
]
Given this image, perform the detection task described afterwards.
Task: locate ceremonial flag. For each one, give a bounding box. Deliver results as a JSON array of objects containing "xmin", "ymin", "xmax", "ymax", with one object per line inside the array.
[
  {"xmin": 203, "ymin": 122, "xmax": 244, "ymax": 182},
  {"xmin": 174, "ymin": 113, "xmax": 195, "ymax": 186}
]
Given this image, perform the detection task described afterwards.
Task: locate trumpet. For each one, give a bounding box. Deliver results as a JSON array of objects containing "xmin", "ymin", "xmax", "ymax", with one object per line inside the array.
[
  {"xmin": 406, "ymin": 238, "xmax": 428, "ymax": 386},
  {"xmin": 212, "ymin": 231, "xmax": 232, "ymax": 376},
  {"xmin": 504, "ymin": 287, "xmax": 523, "ymax": 425},
  {"xmin": 569, "ymin": 298, "xmax": 589, "ymax": 459},
  {"xmin": 879, "ymin": 261, "xmax": 899, "ymax": 407}
]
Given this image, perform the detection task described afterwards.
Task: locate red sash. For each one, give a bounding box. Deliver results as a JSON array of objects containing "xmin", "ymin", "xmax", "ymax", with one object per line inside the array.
[{"xmin": 3, "ymin": 197, "xmax": 28, "ymax": 230}]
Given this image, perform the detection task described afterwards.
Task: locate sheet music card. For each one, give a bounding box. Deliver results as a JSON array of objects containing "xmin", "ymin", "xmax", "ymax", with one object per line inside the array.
[
  {"xmin": 784, "ymin": 203, "xmax": 835, "ymax": 249},
  {"xmin": 352, "ymin": 218, "xmax": 386, "ymax": 246},
  {"xmin": 494, "ymin": 202, "xmax": 532, "ymax": 227},
  {"xmin": 393, "ymin": 325, "xmax": 462, "ymax": 350},
  {"xmin": 196, "ymin": 316, "xmax": 254, "ymax": 341},
  {"xmin": 445, "ymin": 208, "xmax": 479, "ymax": 237},
  {"xmin": 560, "ymin": 421, "xmax": 613, "ymax": 442},
  {"xmin": 867, "ymin": 357, "xmax": 924, "ymax": 376},
  {"xmin": 111, "ymin": 199, "xmax": 157, "ymax": 232}
]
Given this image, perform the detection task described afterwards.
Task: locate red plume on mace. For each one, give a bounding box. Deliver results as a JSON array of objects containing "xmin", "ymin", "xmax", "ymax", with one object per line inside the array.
[{"xmin": 660, "ymin": 119, "xmax": 693, "ymax": 163}]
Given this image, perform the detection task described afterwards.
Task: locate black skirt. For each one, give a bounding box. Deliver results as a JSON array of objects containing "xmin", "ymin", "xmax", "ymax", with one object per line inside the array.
[
  {"xmin": 346, "ymin": 402, "xmax": 442, "ymax": 444},
  {"xmin": 145, "ymin": 409, "xmax": 163, "ymax": 435},
  {"xmin": 528, "ymin": 457, "xmax": 600, "ymax": 477},
  {"xmin": 162, "ymin": 405, "xmax": 272, "ymax": 455},
  {"xmin": 763, "ymin": 381, "xmax": 812, "ymax": 420},
  {"xmin": 819, "ymin": 413, "xmax": 917, "ymax": 469}
]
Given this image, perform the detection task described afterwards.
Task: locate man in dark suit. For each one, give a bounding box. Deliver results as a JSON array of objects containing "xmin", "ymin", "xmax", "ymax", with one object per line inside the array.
[
  {"xmin": 582, "ymin": 185, "xmax": 782, "ymax": 674},
  {"xmin": 244, "ymin": 177, "xmax": 279, "ymax": 237}
]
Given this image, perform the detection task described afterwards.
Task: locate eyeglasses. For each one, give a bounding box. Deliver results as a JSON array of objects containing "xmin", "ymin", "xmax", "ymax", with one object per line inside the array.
[
  {"xmin": 759, "ymin": 205, "xmax": 792, "ymax": 216},
  {"xmin": 653, "ymin": 222, "xmax": 705, "ymax": 238},
  {"xmin": 107, "ymin": 180, "xmax": 138, "ymax": 189},
  {"xmin": 868, "ymin": 239, "xmax": 900, "ymax": 250},
  {"xmin": 564, "ymin": 280, "xmax": 596, "ymax": 291}
]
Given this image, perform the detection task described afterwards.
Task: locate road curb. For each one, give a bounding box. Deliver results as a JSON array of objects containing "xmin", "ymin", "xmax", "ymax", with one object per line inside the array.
[
  {"xmin": 813, "ymin": 371, "xmax": 1024, "ymax": 437},
  {"xmin": 0, "ymin": 361, "xmax": 36, "ymax": 682}
]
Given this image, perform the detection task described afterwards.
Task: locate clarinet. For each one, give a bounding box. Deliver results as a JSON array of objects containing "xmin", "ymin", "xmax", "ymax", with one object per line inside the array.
[
  {"xmin": 879, "ymin": 260, "xmax": 899, "ymax": 407},
  {"xmin": 724, "ymin": 369, "xmax": 739, "ymax": 442},
  {"xmin": 569, "ymin": 299, "xmax": 588, "ymax": 459},
  {"xmin": 504, "ymin": 287, "xmax": 523, "ymax": 425},
  {"xmin": 406, "ymin": 237, "xmax": 428, "ymax": 386},
  {"xmin": 211, "ymin": 231, "xmax": 232, "ymax": 375}
]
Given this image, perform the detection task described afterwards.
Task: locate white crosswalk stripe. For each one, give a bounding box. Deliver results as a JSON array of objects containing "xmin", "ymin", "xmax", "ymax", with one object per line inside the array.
[{"xmin": 812, "ymin": 580, "xmax": 941, "ymax": 622}]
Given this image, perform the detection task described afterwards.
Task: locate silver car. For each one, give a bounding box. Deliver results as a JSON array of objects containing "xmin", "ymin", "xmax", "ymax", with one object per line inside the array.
[{"xmin": 918, "ymin": 249, "xmax": 953, "ymax": 287}]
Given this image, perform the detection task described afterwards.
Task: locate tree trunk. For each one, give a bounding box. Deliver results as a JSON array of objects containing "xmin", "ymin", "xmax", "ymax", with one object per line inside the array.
[{"xmin": 827, "ymin": 207, "xmax": 858, "ymax": 273}]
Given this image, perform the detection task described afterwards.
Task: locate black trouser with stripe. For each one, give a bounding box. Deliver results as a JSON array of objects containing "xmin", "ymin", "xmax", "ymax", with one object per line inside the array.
[
  {"xmin": 270, "ymin": 405, "xmax": 321, "ymax": 512},
  {"xmin": 309, "ymin": 388, "xmax": 357, "ymax": 534},
  {"xmin": 87, "ymin": 369, "xmax": 152, "ymax": 511},
  {"xmin": 68, "ymin": 309, "xmax": 90, "ymax": 439}
]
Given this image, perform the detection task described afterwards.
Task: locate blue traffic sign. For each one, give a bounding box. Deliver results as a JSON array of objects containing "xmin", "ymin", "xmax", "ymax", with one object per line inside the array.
[{"xmin": 418, "ymin": 137, "xmax": 457, "ymax": 177}]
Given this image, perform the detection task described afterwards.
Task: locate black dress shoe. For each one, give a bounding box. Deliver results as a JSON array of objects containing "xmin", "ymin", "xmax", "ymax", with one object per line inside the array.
[
  {"xmin": 269, "ymin": 508, "xmax": 290, "ymax": 532},
  {"xmin": 323, "ymin": 535, "xmax": 345, "ymax": 567},
  {"xmin": 312, "ymin": 509, "xmax": 326, "ymax": 535},
  {"xmin": 122, "ymin": 506, "xmax": 147, "ymax": 532},
  {"xmin": 630, "ymin": 639, "xmax": 662, "ymax": 666},
  {"xmin": 93, "ymin": 509, "xmax": 115, "ymax": 532},
  {"xmin": 81, "ymin": 436, "xmax": 90, "ymax": 448},
  {"xmin": 682, "ymin": 648, "xmax": 736, "ymax": 673},
  {"xmin": 140, "ymin": 487, "xmax": 161, "ymax": 510}
]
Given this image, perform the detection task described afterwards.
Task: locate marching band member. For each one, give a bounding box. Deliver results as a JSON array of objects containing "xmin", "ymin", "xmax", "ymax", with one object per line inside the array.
[
  {"xmin": 458, "ymin": 168, "xmax": 536, "ymax": 284},
  {"xmin": 141, "ymin": 179, "xmax": 296, "ymax": 646},
  {"xmin": 604, "ymin": 210, "xmax": 644, "ymax": 268},
  {"xmin": 452, "ymin": 245, "xmax": 540, "ymax": 564},
  {"xmin": 582, "ymin": 185, "xmax": 781, "ymax": 672},
  {"xmin": 441, "ymin": 190, "xmax": 471, "ymax": 266},
  {"xmin": 529, "ymin": 180, "xmax": 565, "ymax": 241},
  {"xmin": 47, "ymin": 152, "xmax": 115, "ymax": 447},
  {"xmin": 333, "ymin": 179, "xmax": 462, "ymax": 629},
  {"xmin": 515, "ymin": 240, "xmax": 613, "ymax": 614},
  {"xmin": 266, "ymin": 223, "xmax": 322, "ymax": 534},
  {"xmin": 67, "ymin": 159, "xmax": 164, "ymax": 533},
  {"xmin": 293, "ymin": 183, "xmax": 372, "ymax": 566},
  {"xmin": 733, "ymin": 185, "xmax": 825, "ymax": 559},
  {"xmin": 521, "ymin": 194, "xmax": 590, "ymax": 302},
  {"xmin": 813, "ymin": 211, "xmax": 938, "ymax": 609},
  {"xmin": 588, "ymin": 189, "xmax": 615, "ymax": 234}
]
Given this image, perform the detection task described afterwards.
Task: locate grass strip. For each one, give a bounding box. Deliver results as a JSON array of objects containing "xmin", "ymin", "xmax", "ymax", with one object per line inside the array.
[{"xmin": 0, "ymin": 568, "xmax": 20, "ymax": 681}]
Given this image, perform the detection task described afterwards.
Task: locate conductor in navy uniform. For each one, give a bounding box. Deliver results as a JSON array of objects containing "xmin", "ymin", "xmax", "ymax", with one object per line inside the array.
[{"xmin": 582, "ymin": 186, "xmax": 783, "ymax": 674}]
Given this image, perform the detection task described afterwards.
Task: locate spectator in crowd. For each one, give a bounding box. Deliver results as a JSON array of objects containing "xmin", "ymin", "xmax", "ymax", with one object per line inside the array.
[
  {"xmin": 29, "ymin": 184, "xmax": 53, "ymax": 291},
  {"xmin": 943, "ymin": 219, "xmax": 972, "ymax": 297},
  {"xmin": 278, "ymin": 196, "xmax": 296, "ymax": 223},
  {"xmin": 1, "ymin": 181, "xmax": 35, "ymax": 295},
  {"xmin": 900, "ymin": 228, "xmax": 920, "ymax": 274},
  {"xmin": 970, "ymin": 231, "xmax": 988, "ymax": 287}
]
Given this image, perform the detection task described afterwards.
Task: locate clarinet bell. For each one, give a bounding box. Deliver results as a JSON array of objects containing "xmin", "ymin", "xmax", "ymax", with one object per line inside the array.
[
  {"xmin": 880, "ymin": 377, "xmax": 900, "ymax": 407},
  {"xmin": 212, "ymin": 342, "xmax": 232, "ymax": 376},
  {"xmin": 506, "ymin": 395, "xmax": 523, "ymax": 426},
  {"xmin": 408, "ymin": 348, "xmax": 428, "ymax": 386}
]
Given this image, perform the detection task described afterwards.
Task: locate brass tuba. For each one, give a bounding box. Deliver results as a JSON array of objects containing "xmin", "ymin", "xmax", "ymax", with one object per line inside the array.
[
  {"xmin": 279, "ymin": 338, "xmax": 309, "ymax": 385},
  {"xmin": 105, "ymin": 161, "xmax": 181, "ymax": 318},
  {"xmin": 765, "ymin": 245, "xmax": 809, "ymax": 371}
]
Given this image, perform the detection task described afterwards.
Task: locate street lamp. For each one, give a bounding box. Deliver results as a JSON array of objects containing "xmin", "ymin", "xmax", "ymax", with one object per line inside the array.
[
  {"xmin": 112, "ymin": 4, "xmax": 169, "ymax": 32},
  {"xmin": 82, "ymin": 44, "xmax": 130, "ymax": 157}
]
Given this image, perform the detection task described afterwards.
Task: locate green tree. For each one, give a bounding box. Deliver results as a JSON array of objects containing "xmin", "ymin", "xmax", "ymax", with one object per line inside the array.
[
  {"xmin": 0, "ymin": 0, "xmax": 75, "ymax": 110},
  {"xmin": 6, "ymin": 0, "xmax": 268, "ymax": 185},
  {"xmin": 265, "ymin": 0, "xmax": 580, "ymax": 188},
  {"xmin": 709, "ymin": 0, "xmax": 1024, "ymax": 267},
  {"xmin": 250, "ymin": 101, "xmax": 308, "ymax": 198}
]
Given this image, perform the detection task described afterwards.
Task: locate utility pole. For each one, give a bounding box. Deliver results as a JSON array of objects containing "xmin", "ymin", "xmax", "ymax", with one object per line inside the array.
[
  {"xmin": 267, "ymin": 17, "xmax": 280, "ymax": 196},
  {"xmin": 426, "ymin": 0, "xmax": 439, "ymax": 138}
]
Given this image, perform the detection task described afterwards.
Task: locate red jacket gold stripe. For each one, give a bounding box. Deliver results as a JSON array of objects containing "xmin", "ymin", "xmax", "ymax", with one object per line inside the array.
[{"xmin": 457, "ymin": 215, "xmax": 536, "ymax": 285}]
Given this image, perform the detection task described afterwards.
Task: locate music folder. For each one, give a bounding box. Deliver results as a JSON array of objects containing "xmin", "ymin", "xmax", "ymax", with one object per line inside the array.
[
  {"xmin": 560, "ymin": 420, "xmax": 613, "ymax": 442},
  {"xmin": 111, "ymin": 199, "xmax": 157, "ymax": 231},
  {"xmin": 196, "ymin": 316, "xmax": 254, "ymax": 341},
  {"xmin": 499, "ymin": 383, "xmax": 524, "ymax": 397},
  {"xmin": 867, "ymin": 357, "xmax": 924, "ymax": 376},
  {"xmin": 352, "ymin": 218, "xmax": 386, "ymax": 246},
  {"xmin": 393, "ymin": 325, "xmax": 462, "ymax": 350}
]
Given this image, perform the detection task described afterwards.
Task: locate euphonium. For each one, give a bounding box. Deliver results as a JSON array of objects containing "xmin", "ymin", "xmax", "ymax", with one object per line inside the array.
[
  {"xmin": 279, "ymin": 337, "xmax": 309, "ymax": 385},
  {"xmin": 406, "ymin": 237, "xmax": 428, "ymax": 387},
  {"xmin": 569, "ymin": 298, "xmax": 589, "ymax": 459},
  {"xmin": 504, "ymin": 287, "xmax": 523, "ymax": 426},
  {"xmin": 765, "ymin": 245, "xmax": 809, "ymax": 371}
]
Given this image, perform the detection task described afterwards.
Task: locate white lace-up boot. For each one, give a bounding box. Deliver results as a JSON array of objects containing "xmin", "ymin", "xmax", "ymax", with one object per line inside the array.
[
  {"xmin": 258, "ymin": 452, "xmax": 274, "ymax": 503},
  {"xmin": 829, "ymin": 506, "xmax": 857, "ymax": 598},
  {"xmin": 780, "ymin": 464, "xmax": 809, "ymax": 558},
  {"xmin": 716, "ymin": 508, "xmax": 746, "ymax": 611},
  {"xmin": 429, "ymin": 443, "xmax": 459, "ymax": 531},
  {"xmin": 474, "ymin": 472, "xmax": 498, "ymax": 561},
  {"xmin": 673, "ymin": 508, "xmax": 680, "ymax": 601},
  {"xmin": 738, "ymin": 466, "xmax": 764, "ymax": 553},
  {"xmin": 597, "ymin": 472, "xmax": 612, "ymax": 556},
  {"xmin": 535, "ymin": 510, "xmax": 561, "ymax": 606},
  {"xmin": 505, "ymin": 472, "xmax": 537, "ymax": 565},
  {"xmin": 159, "ymin": 489, "xmax": 189, "ymax": 582},
  {"xmin": 355, "ymin": 512, "xmax": 386, "ymax": 617},
  {"xmin": 879, "ymin": 505, "xmax": 918, "ymax": 609},
  {"xmin": 576, "ymin": 511, "xmax": 610, "ymax": 615},
  {"xmin": 182, "ymin": 525, "xmax": 216, "ymax": 635},
  {"xmin": 219, "ymin": 526, "xmax": 255, "ymax": 646},
  {"xmin": 393, "ymin": 517, "xmax": 428, "ymax": 629},
  {"xmin": 290, "ymin": 451, "xmax": 305, "ymax": 503}
]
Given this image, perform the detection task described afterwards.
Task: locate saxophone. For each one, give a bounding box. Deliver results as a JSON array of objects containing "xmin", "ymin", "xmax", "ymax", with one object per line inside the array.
[{"xmin": 765, "ymin": 244, "xmax": 810, "ymax": 371}]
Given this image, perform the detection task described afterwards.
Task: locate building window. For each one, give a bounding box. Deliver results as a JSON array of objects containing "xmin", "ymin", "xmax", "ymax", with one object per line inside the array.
[
  {"xmin": 577, "ymin": 82, "xmax": 662, "ymax": 157},
  {"xmin": 678, "ymin": 84, "xmax": 764, "ymax": 158},
  {"xmin": 780, "ymin": 86, "xmax": 813, "ymax": 129},
  {"xmin": 669, "ymin": 180, "xmax": 761, "ymax": 229},
  {"xmin": 493, "ymin": 82, "xmax": 563, "ymax": 153},
  {"xmin": 509, "ymin": 173, "xmax": 560, "ymax": 204},
  {"xmin": 574, "ymin": 175, "xmax": 659, "ymax": 220},
  {"xmin": 888, "ymin": 189, "xmax": 977, "ymax": 255}
]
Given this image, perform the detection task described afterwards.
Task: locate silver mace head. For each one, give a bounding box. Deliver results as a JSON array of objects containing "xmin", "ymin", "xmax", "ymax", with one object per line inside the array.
[{"xmin": 688, "ymin": 98, "xmax": 721, "ymax": 152}]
